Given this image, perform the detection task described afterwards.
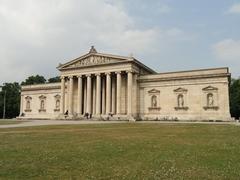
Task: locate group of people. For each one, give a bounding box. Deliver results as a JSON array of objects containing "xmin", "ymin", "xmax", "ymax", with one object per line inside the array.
[
  {"xmin": 83, "ymin": 112, "xmax": 92, "ymax": 119},
  {"xmin": 64, "ymin": 110, "xmax": 113, "ymax": 119}
]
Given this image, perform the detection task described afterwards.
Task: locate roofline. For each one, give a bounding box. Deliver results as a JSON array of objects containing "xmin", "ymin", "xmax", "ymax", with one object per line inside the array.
[
  {"xmin": 153, "ymin": 67, "xmax": 229, "ymax": 75},
  {"xmin": 138, "ymin": 67, "xmax": 231, "ymax": 82},
  {"xmin": 132, "ymin": 58, "xmax": 156, "ymax": 74}
]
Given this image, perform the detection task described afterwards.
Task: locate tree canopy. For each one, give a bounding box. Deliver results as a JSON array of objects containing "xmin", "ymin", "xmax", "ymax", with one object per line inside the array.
[
  {"xmin": 48, "ymin": 76, "xmax": 60, "ymax": 83},
  {"xmin": 0, "ymin": 83, "xmax": 21, "ymax": 118},
  {"xmin": 21, "ymin": 75, "xmax": 46, "ymax": 85},
  {"xmin": 230, "ymin": 78, "xmax": 240, "ymax": 119}
]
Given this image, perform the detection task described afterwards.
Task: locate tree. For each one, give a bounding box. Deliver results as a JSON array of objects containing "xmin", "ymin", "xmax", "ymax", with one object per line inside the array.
[
  {"xmin": 48, "ymin": 76, "xmax": 60, "ymax": 83},
  {"xmin": 230, "ymin": 78, "xmax": 240, "ymax": 119},
  {"xmin": 21, "ymin": 75, "xmax": 46, "ymax": 85},
  {"xmin": 0, "ymin": 83, "xmax": 21, "ymax": 119}
]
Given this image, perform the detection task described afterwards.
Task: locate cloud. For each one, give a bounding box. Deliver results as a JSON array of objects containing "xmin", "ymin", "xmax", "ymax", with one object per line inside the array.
[
  {"xmin": 0, "ymin": 0, "xmax": 154, "ymax": 83},
  {"xmin": 212, "ymin": 39, "xmax": 240, "ymax": 62},
  {"xmin": 0, "ymin": 0, "xmax": 188, "ymax": 84},
  {"xmin": 227, "ymin": 3, "xmax": 240, "ymax": 14}
]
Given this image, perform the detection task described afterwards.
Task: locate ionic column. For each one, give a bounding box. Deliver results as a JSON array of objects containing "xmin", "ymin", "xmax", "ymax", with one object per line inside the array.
[
  {"xmin": 106, "ymin": 72, "xmax": 111, "ymax": 115},
  {"xmin": 127, "ymin": 71, "xmax": 133, "ymax": 115},
  {"xmin": 84, "ymin": 78, "xmax": 87, "ymax": 113},
  {"xmin": 102, "ymin": 77, "xmax": 106, "ymax": 114},
  {"xmin": 96, "ymin": 73, "xmax": 101, "ymax": 115},
  {"xmin": 111, "ymin": 76, "xmax": 116, "ymax": 114},
  {"xmin": 69, "ymin": 76, "xmax": 74, "ymax": 115},
  {"xmin": 116, "ymin": 72, "xmax": 122, "ymax": 115},
  {"xmin": 77, "ymin": 75, "xmax": 83, "ymax": 115},
  {"xmin": 60, "ymin": 76, "xmax": 65, "ymax": 114},
  {"xmin": 92, "ymin": 78, "xmax": 96, "ymax": 115},
  {"xmin": 86, "ymin": 74, "xmax": 92, "ymax": 114}
]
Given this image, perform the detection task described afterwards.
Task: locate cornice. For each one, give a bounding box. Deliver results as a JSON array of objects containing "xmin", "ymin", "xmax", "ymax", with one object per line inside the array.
[
  {"xmin": 22, "ymin": 83, "xmax": 61, "ymax": 91},
  {"xmin": 138, "ymin": 73, "xmax": 230, "ymax": 83},
  {"xmin": 59, "ymin": 59, "xmax": 133, "ymax": 71}
]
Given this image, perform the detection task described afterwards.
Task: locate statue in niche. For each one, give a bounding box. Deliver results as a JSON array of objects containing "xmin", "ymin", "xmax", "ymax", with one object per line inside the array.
[
  {"xmin": 40, "ymin": 100, "xmax": 45, "ymax": 110},
  {"xmin": 151, "ymin": 95, "xmax": 157, "ymax": 108},
  {"xmin": 56, "ymin": 99, "xmax": 60, "ymax": 109},
  {"xmin": 178, "ymin": 94, "xmax": 184, "ymax": 107},
  {"xmin": 26, "ymin": 100, "xmax": 31, "ymax": 110},
  {"xmin": 207, "ymin": 93, "xmax": 214, "ymax": 107}
]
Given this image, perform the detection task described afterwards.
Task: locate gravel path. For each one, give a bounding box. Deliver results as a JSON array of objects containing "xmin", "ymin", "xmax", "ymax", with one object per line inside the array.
[
  {"xmin": 0, "ymin": 120, "xmax": 127, "ymax": 129},
  {"xmin": 0, "ymin": 119, "xmax": 238, "ymax": 129}
]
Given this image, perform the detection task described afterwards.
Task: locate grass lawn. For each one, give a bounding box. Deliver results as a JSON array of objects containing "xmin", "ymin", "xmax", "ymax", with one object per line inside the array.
[
  {"xmin": 0, "ymin": 119, "xmax": 25, "ymax": 125},
  {"xmin": 0, "ymin": 123, "xmax": 240, "ymax": 179}
]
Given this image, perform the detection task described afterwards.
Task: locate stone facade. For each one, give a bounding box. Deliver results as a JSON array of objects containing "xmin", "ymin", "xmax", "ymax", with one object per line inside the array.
[{"xmin": 19, "ymin": 47, "xmax": 232, "ymax": 121}]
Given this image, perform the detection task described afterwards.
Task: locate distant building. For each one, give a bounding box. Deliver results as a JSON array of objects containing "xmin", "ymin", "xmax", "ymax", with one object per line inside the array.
[{"xmin": 19, "ymin": 46, "xmax": 231, "ymax": 121}]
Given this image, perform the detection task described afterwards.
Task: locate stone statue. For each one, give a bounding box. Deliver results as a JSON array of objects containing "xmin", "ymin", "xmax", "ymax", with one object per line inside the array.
[
  {"xmin": 56, "ymin": 100, "xmax": 60, "ymax": 109},
  {"xmin": 40, "ymin": 100, "xmax": 45, "ymax": 110},
  {"xmin": 207, "ymin": 93, "xmax": 214, "ymax": 106},
  {"xmin": 178, "ymin": 94, "xmax": 184, "ymax": 107},
  {"xmin": 26, "ymin": 100, "xmax": 31, "ymax": 110},
  {"xmin": 151, "ymin": 95, "xmax": 157, "ymax": 108}
]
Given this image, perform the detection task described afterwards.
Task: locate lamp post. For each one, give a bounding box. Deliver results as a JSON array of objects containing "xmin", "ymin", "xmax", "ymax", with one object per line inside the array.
[{"xmin": 0, "ymin": 86, "xmax": 6, "ymax": 119}]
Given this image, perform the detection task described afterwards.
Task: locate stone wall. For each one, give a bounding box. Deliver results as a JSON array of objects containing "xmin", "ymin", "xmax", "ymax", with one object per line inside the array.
[
  {"xmin": 20, "ymin": 83, "xmax": 61, "ymax": 119},
  {"xmin": 138, "ymin": 68, "xmax": 231, "ymax": 121}
]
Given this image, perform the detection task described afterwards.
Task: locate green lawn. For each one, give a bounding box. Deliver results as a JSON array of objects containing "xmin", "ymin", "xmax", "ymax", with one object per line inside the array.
[
  {"xmin": 0, "ymin": 120, "xmax": 24, "ymax": 125},
  {"xmin": 0, "ymin": 123, "xmax": 240, "ymax": 179}
]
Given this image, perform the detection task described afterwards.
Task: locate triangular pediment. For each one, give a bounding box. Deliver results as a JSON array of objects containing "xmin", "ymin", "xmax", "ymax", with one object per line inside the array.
[
  {"xmin": 148, "ymin": 89, "xmax": 160, "ymax": 94},
  {"xmin": 25, "ymin": 96, "xmax": 32, "ymax": 100},
  {"xmin": 54, "ymin": 94, "xmax": 61, "ymax": 99},
  {"xmin": 202, "ymin": 86, "xmax": 218, "ymax": 91},
  {"xmin": 57, "ymin": 46, "xmax": 156, "ymax": 74},
  {"xmin": 59, "ymin": 53, "xmax": 129, "ymax": 69},
  {"xmin": 174, "ymin": 87, "xmax": 188, "ymax": 92},
  {"xmin": 39, "ymin": 95, "xmax": 46, "ymax": 99}
]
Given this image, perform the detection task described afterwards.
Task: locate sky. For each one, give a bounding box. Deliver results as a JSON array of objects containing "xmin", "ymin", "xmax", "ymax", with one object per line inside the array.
[{"xmin": 0, "ymin": 0, "xmax": 240, "ymax": 84}]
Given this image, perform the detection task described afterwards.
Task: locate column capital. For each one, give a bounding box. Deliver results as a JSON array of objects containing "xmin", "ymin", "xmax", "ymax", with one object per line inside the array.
[
  {"xmin": 105, "ymin": 72, "xmax": 111, "ymax": 75},
  {"xmin": 69, "ymin": 75, "xmax": 74, "ymax": 79},
  {"xmin": 85, "ymin": 74, "xmax": 92, "ymax": 77},
  {"xmin": 95, "ymin": 73, "xmax": 101, "ymax": 76},
  {"xmin": 77, "ymin": 75, "xmax": 83, "ymax": 78},
  {"xmin": 126, "ymin": 70, "xmax": 133, "ymax": 74},
  {"xmin": 60, "ymin": 76, "xmax": 65, "ymax": 80},
  {"xmin": 115, "ymin": 71, "xmax": 122, "ymax": 75}
]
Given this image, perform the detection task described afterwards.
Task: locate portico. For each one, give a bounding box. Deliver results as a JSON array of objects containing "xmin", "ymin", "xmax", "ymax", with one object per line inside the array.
[
  {"xmin": 60, "ymin": 71, "xmax": 133, "ymax": 118},
  {"xmin": 57, "ymin": 46, "xmax": 154, "ymax": 119}
]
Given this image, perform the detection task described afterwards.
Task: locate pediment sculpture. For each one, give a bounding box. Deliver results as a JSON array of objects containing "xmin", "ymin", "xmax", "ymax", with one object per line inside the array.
[{"xmin": 65, "ymin": 55, "xmax": 122, "ymax": 68}]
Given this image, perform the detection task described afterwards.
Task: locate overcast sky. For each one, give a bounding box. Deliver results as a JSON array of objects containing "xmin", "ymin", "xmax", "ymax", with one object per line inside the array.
[{"xmin": 0, "ymin": 0, "xmax": 240, "ymax": 84}]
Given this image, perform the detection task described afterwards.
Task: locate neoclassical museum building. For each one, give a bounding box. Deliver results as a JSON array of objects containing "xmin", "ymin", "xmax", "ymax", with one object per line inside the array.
[{"xmin": 19, "ymin": 46, "xmax": 232, "ymax": 121}]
